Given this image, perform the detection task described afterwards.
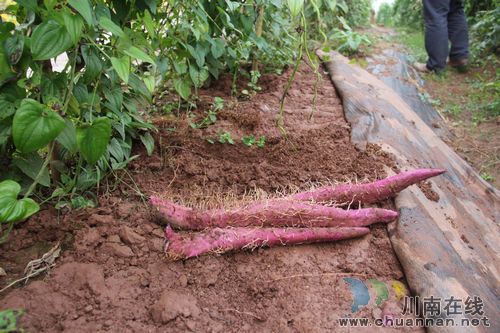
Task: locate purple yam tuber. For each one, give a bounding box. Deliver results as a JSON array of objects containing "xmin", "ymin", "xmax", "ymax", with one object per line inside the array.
[
  {"xmin": 164, "ymin": 225, "xmax": 370, "ymax": 259},
  {"xmin": 290, "ymin": 168, "xmax": 446, "ymax": 204},
  {"xmin": 150, "ymin": 196, "xmax": 398, "ymax": 230}
]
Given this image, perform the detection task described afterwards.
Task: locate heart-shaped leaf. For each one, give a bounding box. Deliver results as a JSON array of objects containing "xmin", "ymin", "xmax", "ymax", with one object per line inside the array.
[
  {"xmin": 77, "ymin": 117, "xmax": 112, "ymax": 165},
  {"xmin": 143, "ymin": 75, "xmax": 155, "ymax": 93},
  {"xmin": 123, "ymin": 46, "xmax": 155, "ymax": 64},
  {"xmin": 12, "ymin": 99, "xmax": 65, "ymax": 153},
  {"xmin": 12, "ymin": 152, "xmax": 51, "ymax": 187},
  {"xmin": 140, "ymin": 132, "xmax": 154, "ymax": 156},
  {"xmin": 0, "ymin": 180, "xmax": 39, "ymax": 224},
  {"xmin": 287, "ymin": 0, "xmax": 304, "ymax": 18},
  {"xmin": 189, "ymin": 65, "xmax": 209, "ymax": 88},
  {"xmin": 174, "ymin": 79, "xmax": 191, "ymax": 100},
  {"xmin": 68, "ymin": 0, "xmax": 94, "ymax": 26},
  {"xmin": 30, "ymin": 20, "xmax": 72, "ymax": 60},
  {"xmin": 81, "ymin": 45, "xmax": 103, "ymax": 82},
  {"xmin": 56, "ymin": 119, "xmax": 78, "ymax": 154},
  {"xmin": 4, "ymin": 32, "xmax": 24, "ymax": 65},
  {"xmin": 63, "ymin": 11, "xmax": 84, "ymax": 44},
  {"xmin": 111, "ymin": 56, "xmax": 130, "ymax": 83},
  {"xmin": 210, "ymin": 38, "xmax": 225, "ymax": 59},
  {"xmin": 99, "ymin": 16, "xmax": 124, "ymax": 37}
]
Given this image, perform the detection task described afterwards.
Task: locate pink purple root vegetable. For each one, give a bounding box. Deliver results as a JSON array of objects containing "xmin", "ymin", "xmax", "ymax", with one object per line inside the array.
[
  {"xmin": 153, "ymin": 168, "xmax": 445, "ymax": 259},
  {"xmin": 151, "ymin": 197, "xmax": 398, "ymax": 230},
  {"xmin": 290, "ymin": 168, "xmax": 446, "ymax": 204},
  {"xmin": 164, "ymin": 225, "xmax": 370, "ymax": 259}
]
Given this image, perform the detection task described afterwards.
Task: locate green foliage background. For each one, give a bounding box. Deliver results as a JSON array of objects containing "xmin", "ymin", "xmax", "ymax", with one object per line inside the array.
[{"xmin": 386, "ymin": 0, "xmax": 499, "ymax": 57}]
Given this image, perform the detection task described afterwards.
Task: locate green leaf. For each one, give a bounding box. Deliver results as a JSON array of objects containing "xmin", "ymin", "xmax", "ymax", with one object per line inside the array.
[
  {"xmin": 103, "ymin": 87, "xmax": 123, "ymax": 112},
  {"xmin": 110, "ymin": 56, "xmax": 130, "ymax": 83},
  {"xmin": 173, "ymin": 61, "xmax": 187, "ymax": 74},
  {"xmin": 68, "ymin": 0, "xmax": 94, "ymax": 26},
  {"xmin": 99, "ymin": 16, "xmax": 124, "ymax": 37},
  {"xmin": 0, "ymin": 309, "xmax": 24, "ymax": 332},
  {"xmin": 142, "ymin": 0, "xmax": 157, "ymax": 14},
  {"xmin": 0, "ymin": 180, "xmax": 39, "ymax": 224},
  {"xmin": 210, "ymin": 38, "xmax": 225, "ymax": 59},
  {"xmin": 189, "ymin": 65, "xmax": 209, "ymax": 88},
  {"xmin": 123, "ymin": 46, "xmax": 155, "ymax": 64},
  {"xmin": 73, "ymin": 81, "xmax": 89, "ymax": 104},
  {"xmin": 186, "ymin": 44, "xmax": 205, "ymax": 67},
  {"xmin": 287, "ymin": 0, "xmax": 304, "ymax": 17},
  {"xmin": 140, "ymin": 132, "xmax": 154, "ymax": 155},
  {"xmin": 40, "ymin": 73, "xmax": 67, "ymax": 104},
  {"xmin": 0, "ymin": 47, "xmax": 15, "ymax": 87},
  {"xmin": 63, "ymin": 11, "xmax": 84, "ymax": 45},
  {"xmin": 81, "ymin": 45, "xmax": 103, "ymax": 82},
  {"xmin": 142, "ymin": 10, "xmax": 155, "ymax": 38},
  {"xmin": 30, "ymin": 20, "xmax": 72, "ymax": 60},
  {"xmin": 108, "ymin": 137, "xmax": 125, "ymax": 162},
  {"xmin": 44, "ymin": 0, "xmax": 57, "ymax": 10},
  {"xmin": 0, "ymin": 95, "xmax": 16, "ymax": 120},
  {"xmin": 174, "ymin": 79, "xmax": 191, "ymax": 100},
  {"xmin": 94, "ymin": 3, "xmax": 111, "ymax": 20},
  {"xmin": 12, "ymin": 99, "xmax": 65, "ymax": 153},
  {"xmin": 4, "ymin": 32, "xmax": 24, "ymax": 65},
  {"xmin": 129, "ymin": 73, "xmax": 151, "ymax": 100},
  {"xmin": 225, "ymin": 0, "xmax": 240, "ymax": 11},
  {"xmin": 16, "ymin": 0, "xmax": 38, "ymax": 12},
  {"xmin": 56, "ymin": 119, "xmax": 78, "ymax": 153},
  {"xmin": 12, "ymin": 152, "xmax": 51, "ymax": 187},
  {"xmin": 143, "ymin": 75, "xmax": 155, "ymax": 93},
  {"xmin": 77, "ymin": 117, "xmax": 112, "ymax": 165}
]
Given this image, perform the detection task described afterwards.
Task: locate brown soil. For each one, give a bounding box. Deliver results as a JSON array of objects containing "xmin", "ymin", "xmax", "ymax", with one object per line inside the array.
[
  {"xmin": 422, "ymin": 69, "xmax": 499, "ymax": 188},
  {"xmin": 0, "ymin": 63, "xmax": 420, "ymax": 332},
  {"xmin": 416, "ymin": 181, "xmax": 440, "ymax": 202}
]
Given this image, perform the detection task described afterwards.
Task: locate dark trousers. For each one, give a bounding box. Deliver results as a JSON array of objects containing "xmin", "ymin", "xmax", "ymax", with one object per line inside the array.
[{"xmin": 423, "ymin": 0, "xmax": 469, "ymax": 71}]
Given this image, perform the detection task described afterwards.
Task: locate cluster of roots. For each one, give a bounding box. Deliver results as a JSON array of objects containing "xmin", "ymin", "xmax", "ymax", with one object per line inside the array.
[{"xmin": 150, "ymin": 169, "xmax": 445, "ymax": 259}]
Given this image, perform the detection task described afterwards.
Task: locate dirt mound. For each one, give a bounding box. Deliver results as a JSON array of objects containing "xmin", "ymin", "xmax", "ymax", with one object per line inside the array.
[{"xmin": 0, "ymin": 63, "xmax": 417, "ymax": 332}]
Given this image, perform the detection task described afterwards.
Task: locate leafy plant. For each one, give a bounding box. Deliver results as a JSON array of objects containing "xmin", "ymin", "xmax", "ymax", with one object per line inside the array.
[
  {"xmin": 468, "ymin": 7, "xmax": 499, "ymax": 58},
  {"xmin": 190, "ymin": 97, "xmax": 224, "ymax": 129},
  {"xmin": 376, "ymin": 3, "xmax": 394, "ymax": 27},
  {"xmin": 256, "ymin": 135, "xmax": 266, "ymax": 148},
  {"xmin": 242, "ymin": 135, "xmax": 256, "ymax": 146},
  {"xmin": 392, "ymin": 0, "xmax": 423, "ymax": 31},
  {"xmin": 241, "ymin": 70, "xmax": 262, "ymax": 98},
  {"xmin": 0, "ymin": 180, "xmax": 39, "ymax": 242},
  {"xmin": 344, "ymin": 0, "xmax": 372, "ymax": 28},
  {"xmin": 0, "ymin": 308, "xmax": 24, "ymax": 333},
  {"xmin": 329, "ymin": 17, "xmax": 372, "ymax": 56},
  {"xmin": 218, "ymin": 131, "xmax": 234, "ymax": 144},
  {"xmin": 480, "ymin": 172, "xmax": 494, "ymax": 182},
  {"xmin": 0, "ymin": 0, "xmax": 157, "ymax": 240}
]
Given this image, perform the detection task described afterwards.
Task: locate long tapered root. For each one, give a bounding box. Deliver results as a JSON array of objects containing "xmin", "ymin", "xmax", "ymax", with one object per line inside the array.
[
  {"xmin": 164, "ymin": 225, "xmax": 370, "ymax": 260},
  {"xmin": 290, "ymin": 168, "xmax": 446, "ymax": 204},
  {"xmin": 151, "ymin": 197, "xmax": 398, "ymax": 230}
]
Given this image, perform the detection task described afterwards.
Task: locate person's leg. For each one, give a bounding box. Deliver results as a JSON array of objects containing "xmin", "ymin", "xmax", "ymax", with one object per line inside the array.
[
  {"xmin": 448, "ymin": 0, "xmax": 469, "ymax": 62},
  {"xmin": 423, "ymin": 0, "xmax": 450, "ymax": 72}
]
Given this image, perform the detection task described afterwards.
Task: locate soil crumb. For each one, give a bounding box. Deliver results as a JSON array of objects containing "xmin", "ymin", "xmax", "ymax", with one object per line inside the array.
[{"xmin": 417, "ymin": 180, "xmax": 440, "ymax": 202}]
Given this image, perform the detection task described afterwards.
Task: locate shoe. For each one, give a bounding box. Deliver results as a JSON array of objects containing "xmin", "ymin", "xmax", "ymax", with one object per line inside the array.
[
  {"xmin": 448, "ymin": 58, "xmax": 469, "ymax": 73},
  {"xmin": 413, "ymin": 62, "xmax": 431, "ymax": 73}
]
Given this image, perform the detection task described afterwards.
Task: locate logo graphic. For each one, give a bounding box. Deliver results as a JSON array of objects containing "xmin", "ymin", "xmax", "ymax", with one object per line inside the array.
[{"xmin": 343, "ymin": 278, "xmax": 407, "ymax": 313}]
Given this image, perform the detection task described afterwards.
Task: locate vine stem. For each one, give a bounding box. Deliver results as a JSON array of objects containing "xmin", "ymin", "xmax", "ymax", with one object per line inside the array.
[
  {"xmin": 300, "ymin": 11, "xmax": 322, "ymax": 120},
  {"xmin": 277, "ymin": 18, "xmax": 305, "ymax": 135},
  {"xmin": 23, "ymin": 143, "xmax": 54, "ymax": 199},
  {"xmin": 252, "ymin": 4, "xmax": 265, "ymax": 72},
  {"xmin": 88, "ymin": 38, "xmax": 112, "ymax": 61}
]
